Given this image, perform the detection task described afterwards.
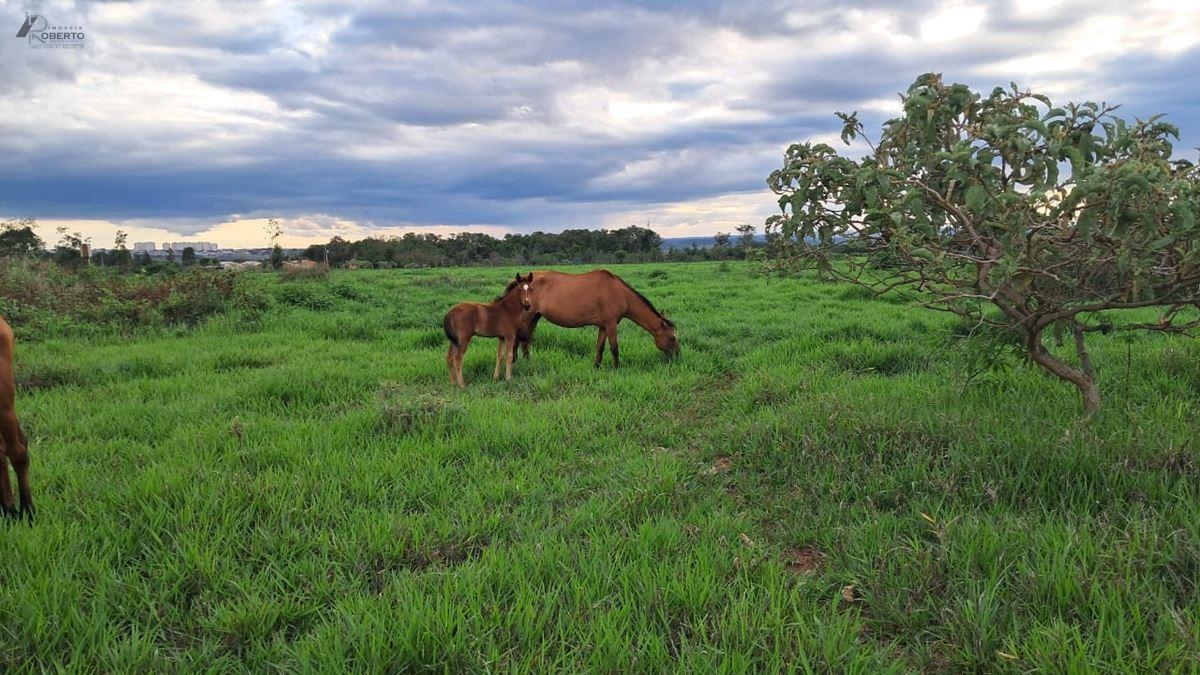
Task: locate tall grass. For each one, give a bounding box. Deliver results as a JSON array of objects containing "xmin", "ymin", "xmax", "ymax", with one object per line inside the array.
[
  {"xmin": 2, "ymin": 262, "xmax": 1197, "ymax": 671},
  {"xmin": 0, "ymin": 259, "xmax": 267, "ymax": 339}
]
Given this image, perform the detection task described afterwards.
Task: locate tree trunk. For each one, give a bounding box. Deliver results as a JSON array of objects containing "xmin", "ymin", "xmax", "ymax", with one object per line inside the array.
[
  {"xmin": 1025, "ymin": 327, "xmax": 1102, "ymax": 414},
  {"xmin": 1077, "ymin": 378, "xmax": 1102, "ymax": 414},
  {"xmin": 1072, "ymin": 322, "xmax": 1100, "ymax": 413}
]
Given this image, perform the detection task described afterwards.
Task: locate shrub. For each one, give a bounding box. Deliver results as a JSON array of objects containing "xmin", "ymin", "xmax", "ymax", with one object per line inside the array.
[
  {"xmin": 280, "ymin": 263, "xmax": 330, "ymax": 281},
  {"xmin": 377, "ymin": 384, "xmax": 466, "ymax": 435},
  {"xmin": 0, "ymin": 259, "xmax": 268, "ymax": 339},
  {"xmin": 274, "ymin": 284, "xmax": 335, "ymax": 310}
]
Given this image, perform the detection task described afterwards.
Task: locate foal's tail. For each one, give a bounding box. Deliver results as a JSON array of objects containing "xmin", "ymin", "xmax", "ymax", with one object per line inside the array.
[{"xmin": 442, "ymin": 311, "xmax": 459, "ymax": 347}]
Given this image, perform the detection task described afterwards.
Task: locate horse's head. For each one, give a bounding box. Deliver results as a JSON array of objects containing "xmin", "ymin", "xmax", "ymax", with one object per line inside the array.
[
  {"xmin": 654, "ymin": 313, "xmax": 679, "ymax": 357},
  {"xmin": 514, "ymin": 272, "xmax": 534, "ymax": 311}
]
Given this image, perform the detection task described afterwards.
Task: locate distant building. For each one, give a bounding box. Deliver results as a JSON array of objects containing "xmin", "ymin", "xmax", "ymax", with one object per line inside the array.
[
  {"xmin": 162, "ymin": 241, "xmax": 220, "ymax": 252},
  {"xmin": 132, "ymin": 242, "xmax": 157, "ymax": 252}
]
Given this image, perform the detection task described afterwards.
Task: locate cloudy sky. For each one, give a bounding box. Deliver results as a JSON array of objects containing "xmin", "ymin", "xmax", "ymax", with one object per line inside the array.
[{"xmin": 2, "ymin": 0, "xmax": 1199, "ymax": 249}]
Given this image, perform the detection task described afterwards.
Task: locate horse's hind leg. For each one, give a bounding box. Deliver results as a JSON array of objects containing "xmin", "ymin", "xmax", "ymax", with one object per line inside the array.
[
  {"xmin": 14, "ymin": 426, "xmax": 31, "ymax": 518},
  {"xmin": 447, "ymin": 338, "xmax": 470, "ymax": 388},
  {"xmin": 446, "ymin": 344, "xmax": 459, "ymax": 386},
  {"xmin": 0, "ymin": 437, "xmax": 13, "ymax": 518},
  {"xmin": 0, "ymin": 413, "xmax": 31, "ymax": 519},
  {"xmin": 457, "ymin": 336, "xmax": 473, "ymax": 387}
]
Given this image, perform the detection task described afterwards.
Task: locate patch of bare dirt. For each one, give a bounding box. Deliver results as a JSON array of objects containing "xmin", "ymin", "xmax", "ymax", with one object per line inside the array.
[
  {"xmin": 785, "ymin": 545, "xmax": 825, "ymax": 575},
  {"xmin": 706, "ymin": 455, "xmax": 735, "ymax": 474}
]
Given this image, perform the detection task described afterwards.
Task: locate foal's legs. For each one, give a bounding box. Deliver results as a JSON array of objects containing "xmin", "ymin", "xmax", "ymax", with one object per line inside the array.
[
  {"xmin": 493, "ymin": 337, "xmax": 506, "ymax": 380},
  {"xmin": 505, "ymin": 334, "xmax": 517, "ymax": 380},
  {"xmin": 447, "ymin": 335, "xmax": 472, "ymax": 387},
  {"xmin": 0, "ymin": 413, "xmax": 31, "ymax": 519},
  {"xmin": 494, "ymin": 336, "xmax": 517, "ymax": 380},
  {"xmin": 446, "ymin": 344, "xmax": 460, "ymax": 387},
  {"xmin": 457, "ymin": 335, "xmax": 473, "ymax": 387},
  {"xmin": 497, "ymin": 336, "xmax": 511, "ymax": 380}
]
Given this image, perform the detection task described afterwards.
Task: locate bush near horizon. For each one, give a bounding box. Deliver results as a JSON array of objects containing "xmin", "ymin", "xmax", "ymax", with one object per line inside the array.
[{"xmin": 0, "ymin": 259, "xmax": 268, "ymax": 339}]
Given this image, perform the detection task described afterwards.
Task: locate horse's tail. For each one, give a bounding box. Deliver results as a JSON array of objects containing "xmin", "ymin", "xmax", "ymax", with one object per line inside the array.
[{"xmin": 442, "ymin": 311, "xmax": 459, "ymax": 347}]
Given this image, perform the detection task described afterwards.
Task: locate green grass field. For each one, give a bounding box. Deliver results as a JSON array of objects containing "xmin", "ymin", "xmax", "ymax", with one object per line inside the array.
[{"xmin": 3, "ymin": 261, "xmax": 1198, "ymax": 672}]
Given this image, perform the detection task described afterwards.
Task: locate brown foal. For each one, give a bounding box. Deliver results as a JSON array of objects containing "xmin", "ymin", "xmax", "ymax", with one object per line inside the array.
[{"xmin": 443, "ymin": 273, "xmax": 534, "ymax": 387}]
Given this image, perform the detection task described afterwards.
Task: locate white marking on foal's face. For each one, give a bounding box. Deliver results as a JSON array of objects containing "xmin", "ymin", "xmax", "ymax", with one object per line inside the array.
[{"xmin": 520, "ymin": 282, "xmax": 533, "ymax": 309}]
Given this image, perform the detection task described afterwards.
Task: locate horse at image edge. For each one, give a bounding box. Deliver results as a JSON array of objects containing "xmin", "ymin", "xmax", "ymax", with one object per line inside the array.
[{"xmin": 0, "ymin": 316, "xmax": 33, "ymax": 521}]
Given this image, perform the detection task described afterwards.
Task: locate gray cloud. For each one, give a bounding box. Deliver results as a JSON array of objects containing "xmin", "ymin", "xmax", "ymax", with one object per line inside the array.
[{"xmin": 2, "ymin": 0, "xmax": 1198, "ymax": 239}]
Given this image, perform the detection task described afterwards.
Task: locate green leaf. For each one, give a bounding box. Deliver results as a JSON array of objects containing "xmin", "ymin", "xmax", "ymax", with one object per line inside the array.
[
  {"xmin": 1077, "ymin": 209, "xmax": 1096, "ymax": 238},
  {"xmin": 965, "ymin": 184, "xmax": 988, "ymax": 213},
  {"xmin": 1173, "ymin": 202, "xmax": 1195, "ymax": 231},
  {"xmin": 1148, "ymin": 235, "xmax": 1176, "ymax": 251},
  {"xmin": 1064, "ymin": 146, "xmax": 1084, "ymax": 172}
]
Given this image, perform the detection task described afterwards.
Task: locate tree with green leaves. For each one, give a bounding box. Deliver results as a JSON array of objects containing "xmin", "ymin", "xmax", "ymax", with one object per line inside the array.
[
  {"xmin": 111, "ymin": 229, "xmax": 133, "ymax": 270},
  {"xmin": 53, "ymin": 226, "xmax": 90, "ymax": 267},
  {"xmin": 736, "ymin": 223, "xmax": 756, "ymax": 253},
  {"xmin": 766, "ymin": 73, "xmax": 1200, "ymax": 413},
  {"xmin": 265, "ymin": 218, "xmax": 284, "ymax": 269},
  {"xmin": 0, "ymin": 218, "xmax": 44, "ymax": 259}
]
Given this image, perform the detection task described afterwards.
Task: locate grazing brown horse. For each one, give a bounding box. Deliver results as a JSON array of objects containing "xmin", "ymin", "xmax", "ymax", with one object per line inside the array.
[
  {"xmin": 515, "ymin": 269, "xmax": 678, "ymax": 368},
  {"xmin": 443, "ymin": 273, "xmax": 535, "ymax": 387},
  {"xmin": 1, "ymin": 317, "xmax": 33, "ymax": 521}
]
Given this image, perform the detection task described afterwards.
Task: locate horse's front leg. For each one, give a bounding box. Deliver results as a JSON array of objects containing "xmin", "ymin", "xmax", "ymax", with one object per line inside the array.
[
  {"xmin": 608, "ymin": 325, "xmax": 620, "ymax": 368},
  {"xmin": 594, "ymin": 328, "xmax": 607, "ymax": 368},
  {"xmin": 518, "ymin": 313, "xmax": 540, "ymax": 362},
  {"xmin": 0, "ymin": 413, "xmax": 32, "ymax": 520},
  {"xmin": 504, "ymin": 334, "xmax": 517, "ymax": 380},
  {"xmin": 493, "ymin": 338, "xmax": 505, "ymax": 380},
  {"xmin": 0, "ymin": 448, "xmax": 13, "ymax": 518}
]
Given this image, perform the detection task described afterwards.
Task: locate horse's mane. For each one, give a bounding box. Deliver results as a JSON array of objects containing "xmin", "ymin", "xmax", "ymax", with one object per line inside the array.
[
  {"xmin": 607, "ymin": 271, "xmax": 674, "ymax": 327},
  {"xmin": 493, "ymin": 278, "xmax": 520, "ymax": 303}
]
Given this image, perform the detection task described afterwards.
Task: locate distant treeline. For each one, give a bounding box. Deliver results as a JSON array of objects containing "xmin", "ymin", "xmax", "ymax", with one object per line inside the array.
[
  {"xmin": 1, "ymin": 218, "xmax": 760, "ymax": 272},
  {"xmin": 300, "ymin": 226, "xmax": 757, "ymax": 267}
]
